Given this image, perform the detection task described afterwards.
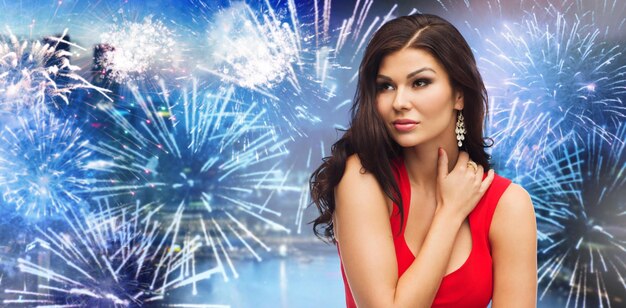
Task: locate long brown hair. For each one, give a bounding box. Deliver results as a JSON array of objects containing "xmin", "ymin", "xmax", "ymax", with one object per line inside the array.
[{"xmin": 310, "ymin": 13, "xmax": 491, "ymax": 242}]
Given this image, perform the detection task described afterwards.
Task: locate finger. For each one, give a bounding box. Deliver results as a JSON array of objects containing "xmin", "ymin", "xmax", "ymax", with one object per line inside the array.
[
  {"xmin": 475, "ymin": 165, "xmax": 485, "ymax": 184},
  {"xmin": 455, "ymin": 151, "xmax": 470, "ymax": 170},
  {"xmin": 436, "ymin": 188, "xmax": 443, "ymax": 206},
  {"xmin": 437, "ymin": 147, "xmax": 449, "ymax": 179},
  {"xmin": 479, "ymin": 169, "xmax": 495, "ymax": 193}
]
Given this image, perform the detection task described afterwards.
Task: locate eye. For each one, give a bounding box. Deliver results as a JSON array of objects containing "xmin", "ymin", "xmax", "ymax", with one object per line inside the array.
[
  {"xmin": 376, "ymin": 82, "xmax": 395, "ymax": 92},
  {"xmin": 413, "ymin": 79, "xmax": 431, "ymax": 88}
]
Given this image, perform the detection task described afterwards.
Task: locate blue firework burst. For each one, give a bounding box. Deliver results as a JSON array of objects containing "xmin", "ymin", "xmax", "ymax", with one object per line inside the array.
[
  {"xmin": 0, "ymin": 108, "xmax": 96, "ymax": 219},
  {"xmin": 3, "ymin": 199, "xmax": 224, "ymax": 306},
  {"xmin": 484, "ymin": 5, "xmax": 626, "ymax": 172},
  {"xmin": 83, "ymin": 80, "xmax": 291, "ymax": 276},
  {"xmin": 189, "ymin": 0, "xmax": 401, "ymax": 233},
  {"xmin": 517, "ymin": 124, "xmax": 626, "ymax": 306}
]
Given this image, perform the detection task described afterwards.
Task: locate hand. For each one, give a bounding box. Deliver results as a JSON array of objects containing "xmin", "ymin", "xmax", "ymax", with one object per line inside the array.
[{"xmin": 435, "ymin": 148, "xmax": 494, "ymax": 221}]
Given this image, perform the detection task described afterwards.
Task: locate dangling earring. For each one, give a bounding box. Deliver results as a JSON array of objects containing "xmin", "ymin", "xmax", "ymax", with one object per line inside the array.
[{"xmin": 456, "ymin": 111, "xmax": 466, "ymax": 148}]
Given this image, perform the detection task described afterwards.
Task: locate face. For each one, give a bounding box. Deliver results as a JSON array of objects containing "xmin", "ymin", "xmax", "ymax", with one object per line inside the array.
[{"xmin": 375, "ymin": 47, "xmax": 463, "ymax": 148}]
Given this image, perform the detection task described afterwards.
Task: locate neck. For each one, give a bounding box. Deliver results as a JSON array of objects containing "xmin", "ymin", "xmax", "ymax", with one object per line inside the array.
[{"xmin": 402, "ymin": 141, "xmax": 459, "ymax": 190}]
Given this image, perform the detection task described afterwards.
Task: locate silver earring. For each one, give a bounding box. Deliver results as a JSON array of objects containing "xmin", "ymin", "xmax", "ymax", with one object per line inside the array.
[{"xmin": 456, "ymin": 111, "xmax": 466, "ymax": 148}]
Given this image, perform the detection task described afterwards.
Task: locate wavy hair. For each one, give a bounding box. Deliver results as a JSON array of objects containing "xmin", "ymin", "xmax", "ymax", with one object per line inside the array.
[{"xmin": 310, "ymin": 13, "xmax": 491, "ymax": 242}]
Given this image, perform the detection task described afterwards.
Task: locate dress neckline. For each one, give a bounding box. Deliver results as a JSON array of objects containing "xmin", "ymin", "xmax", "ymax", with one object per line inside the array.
[{"xmin": 394, "ymin": 156, "xmax": 475, "ymax": 279}]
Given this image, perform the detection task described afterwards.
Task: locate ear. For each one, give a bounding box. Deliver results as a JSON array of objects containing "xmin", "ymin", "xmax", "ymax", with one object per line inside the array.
[{"xmin": 453, "ymin": 90, "xmax": 464, "ymax": 110}]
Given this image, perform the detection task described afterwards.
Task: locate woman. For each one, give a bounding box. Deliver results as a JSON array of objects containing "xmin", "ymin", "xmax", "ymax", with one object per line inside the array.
[{"xmin": 309, "ymin": 14, "xmax": 537, "ymax": 307}]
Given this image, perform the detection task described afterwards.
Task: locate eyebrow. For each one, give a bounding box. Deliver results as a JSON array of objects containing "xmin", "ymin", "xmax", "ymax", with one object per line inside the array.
[{"xmin": 377, "ymin": 67, "xmax": 437, "ymax": 81}]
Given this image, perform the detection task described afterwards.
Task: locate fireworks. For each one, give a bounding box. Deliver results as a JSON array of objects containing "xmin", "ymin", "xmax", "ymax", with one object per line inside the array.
[
  {"xmin": 98, "ymin": 16, "xmax": 181, "ymax": 84},
  {"xmin": 192, "ymin": 0, "xmax": 396, "ymax": 233},
  {"xmin": 3, "ymin": 199, "xmax": 224, "ymax": 306},
  {"xmin": 193, "ymin": 0, "xmax": 352, "ymax": 138},
  {"xmin": 83, "ymin": 80, "xmax": 291, "ymax": 275},
  {"xmin": 483, "ymin": 6, "xmax": 626, "ymax": 152},
  {"xmin": 200, "ymin": 2, "xmax": 299, "ymax": 92},
  {"xmin": 0, "ymin": 28, "xmax": 111, "ymax": 112},
  {"xmin": 191, "ymin": 0, "xmax": 392, "ymax": 139},
  {"xmin": 514, "ymin": 125, "xmax": 626, "ymax": 305},
  {"xmin": 0, "ymin": 108, "xmax": 95, "ymax": 219}
]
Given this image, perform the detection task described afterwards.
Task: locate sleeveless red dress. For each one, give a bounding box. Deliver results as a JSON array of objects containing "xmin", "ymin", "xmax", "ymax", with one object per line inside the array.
[{"xmin": 338, "ymin": 157, "xmax": 511, "ymax": 307}]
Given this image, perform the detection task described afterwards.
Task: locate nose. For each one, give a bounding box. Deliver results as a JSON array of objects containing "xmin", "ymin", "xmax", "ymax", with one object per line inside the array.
[{"xmin": 391, "ymin": 87, "xmax": 412, "ymax": 111}]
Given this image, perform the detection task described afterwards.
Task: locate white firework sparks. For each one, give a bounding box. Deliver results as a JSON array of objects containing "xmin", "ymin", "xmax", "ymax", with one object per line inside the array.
[
  {"xmin": 84, "ymin": 79, "xmax": 292, "ymax": 277},
  {"xmin": 0, "ymin": 108, "xmax": 95, "ymax": 219},
  {"xmin": 199, "ymin": 2, "xmax": 299, "ymax": 93},
  {"xmin": 0, "ymin": 28, "xmax": 111, "ymax": 111},
  {"xmin": 190, "ymin": 0, "xmax": 394, "ymax": 234},
  {"xmin": 3, "ymin": 199, "xmax": 226, "ymax": 306},
  {"xmin": 98, "ymin": 16, "xmax": 179, "ymax": 84},
  {"xmin": 482, "ymin": 7, "xmax": 626, "ymax": 146},
  {"xmin": 517, "ymin": 125, "xmax": 626, "ymax": 306}
]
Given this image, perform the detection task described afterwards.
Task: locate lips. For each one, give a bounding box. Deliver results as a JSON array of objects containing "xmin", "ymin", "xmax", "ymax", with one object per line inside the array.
[{"xmin": 392, "ymin": 119, "xmax": 419, "ymax": 132}]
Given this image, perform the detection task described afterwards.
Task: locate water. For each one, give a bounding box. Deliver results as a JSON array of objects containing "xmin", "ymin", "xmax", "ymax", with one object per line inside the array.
[
  {"xmin": 168, "ymin": 253, "xmax": 345, "ymax": 307},
  {"xmin": 167, "ymin": 252, "xmax": 567, "ymax": 307}
]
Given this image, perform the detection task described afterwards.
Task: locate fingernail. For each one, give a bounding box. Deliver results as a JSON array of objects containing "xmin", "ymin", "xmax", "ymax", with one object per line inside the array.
[{"xmin": 438, "ymin": 147, "xmax": 442, "ymax": 156}]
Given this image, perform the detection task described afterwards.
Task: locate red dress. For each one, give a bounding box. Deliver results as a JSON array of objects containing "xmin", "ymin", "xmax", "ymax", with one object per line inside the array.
[{"xmin": 338, "ymin": 157, "xmax": 512, "ymax": 307}]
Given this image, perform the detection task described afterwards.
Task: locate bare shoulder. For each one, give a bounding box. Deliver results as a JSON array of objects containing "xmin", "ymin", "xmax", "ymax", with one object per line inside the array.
[
  {"xmin": 490, "ymin": 183, "xmax": 538, "ymax": 305},
  {"xmin": 498, "ymin": 183, "xmax": 532, "ymax": 209},
  {"xmin": 337, "ymin": 154, "xmax": 382, "ymax": 195},
  {"xmin": 333, "ymin": 155, "xmax": 402, "ymax": 306},
  {"xmin": 489, "ymin": 182, "xmax": 536, "ymax": 243},
  {"xmin": 334, "ymin": 154, "xmax": 389, "ymax": 238},
  {"xmin": 343, "ymin": 153, "xmax": 371, "ymax": 177}
]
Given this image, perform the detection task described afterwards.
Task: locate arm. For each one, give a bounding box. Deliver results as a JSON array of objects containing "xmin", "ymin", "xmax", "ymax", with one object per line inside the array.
[
  {"xmin": 335, "ymin": 152, "xmax": 493, "ymax": 307},
  {"xmin": 490, "ymin": 183, "xmax": 538, "ymax": 307}
]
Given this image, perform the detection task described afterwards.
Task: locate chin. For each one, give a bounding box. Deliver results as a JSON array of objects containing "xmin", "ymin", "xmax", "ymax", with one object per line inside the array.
[{"xmin": 393, "ymin": 136, "xmax": 425, "ymax": 148}]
